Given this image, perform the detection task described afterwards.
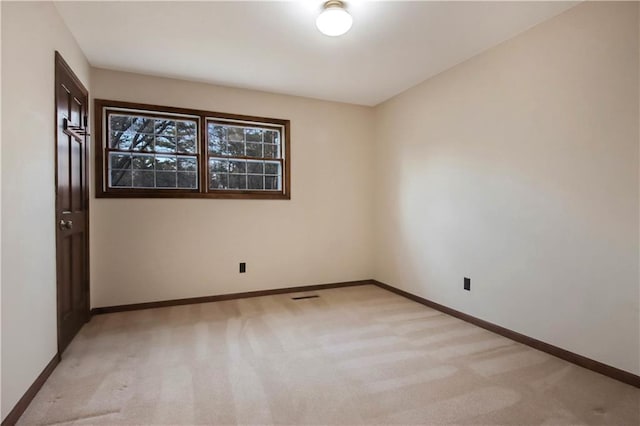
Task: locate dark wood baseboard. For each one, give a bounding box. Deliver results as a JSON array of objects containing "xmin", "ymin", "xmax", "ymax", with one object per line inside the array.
[
  {"xmin": 373, "ymin": 280, "xmax": 640, "ymax": 388},
  {"xmin": 91, "ymin": 279, "xmax": 373, "ymax": 315},
  {"xmin": 1, "ymin": 354, "xmax": 59, "ymax": 426}
]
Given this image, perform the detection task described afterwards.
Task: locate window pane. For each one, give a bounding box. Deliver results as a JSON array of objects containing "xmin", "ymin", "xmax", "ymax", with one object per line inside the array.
[
  {"xmin": 229, "ymin": 174, "xmax": 247, "ymax": 189},
  {"xmin": 228, "ymin": 142, "xmax": 245, "ymax": 157},
  {"xmin": 264, "ymin": 162, "xmax": 280, "ymax": 175},
  {"xmin": 210, "ymin": 173, "xmax": 228, "ymax": 189},
  {"xmin": 247, "ymin": 161, "xmax": 264, "ymax": 174},
  {"xmin": 178, "ymin": 172, "xmax": 197, "ymax": 189},
  {"xmin": 209, "ymin": 139, "xmax": 227, "ymax": 155},
  {"xmin": 133, "ymin": 170, "xmax": 155, "ymax": 188},
  {"xmin": 208, "ymin": 124, "xmax": 227, "ymax": 155},
  {"xmin": 155, "ymin": 156, "xmax": 177, "ymax": 171},
  {"xmin": 228, "ymin": 127, "xmax": 244, "ymax": 142},
  {"xmin": 155, "ymin": 119, "xmax": 176, "ymax": 136},
  {"xmin": 110, "ymin": 130, "xmax": 137, "ymax": 149},
  {"xmin": 130, "ymin": 134, "xmax": 155, "ymax": 151},
  {"xmin": 248, "ymin": 175, "xmax": 264, "ymax": 190},
  {"xmin": 132, "ymin": 155, "xmax": 154, "ymax": 170},
  {"xmin": 131, "ymin": 117, "xmax": 154, "ymax": 133},
  {"xmin": 209, "ymin": 159, "xmax": 229, "ymax": 173},
  {"xmin": 156, "ymin": 171, "xmax": 177, "ymax": 188},
  {"xmin": 155, "ymin": 136, "xmax": 176, "ymax": 153},
  {"xmin": 245, "ymin": 128, "xmax": 263, "ymax": 142},
  {"xmin": 229, "ymin": 160, "xmax": 246, "ymax": 174},
  {"xmin": 246, "ymin": 143, "xmax": 262, "ymax": 157},
  {"xmin": 178, "ymin": 121, "xmax": 197, "ymax": 138},
  {"xmin": 110, "ymin": 153, "xmax": 131, "ymax": 170},
  {"xmin": 178, "ymin": 157, "xmax": 197, "ymax": 171},
  {"xmin": 264, "ymin": 144, "xmax": 279, "ymax": 158},
  {"xmin": 110, "ymin": 170, "xmax": 132, "ymax": 187},
  {"xmin": 109, "ymin": 115, "xmax": 132, "ymax": 132},
  {"xmin": 209, "ymin": 156, "xmax": 231, "ymax": 190},
  {"xmin": 265, "ymin": 176, "xmax": 280, "ymax": 190},
  {"xmin": 177, "ymin": 138, "xmax": 196, "ymax": 154},
  {"xmin": 263, "ymin": 130, "xmax": 279, "ymax": 144}
]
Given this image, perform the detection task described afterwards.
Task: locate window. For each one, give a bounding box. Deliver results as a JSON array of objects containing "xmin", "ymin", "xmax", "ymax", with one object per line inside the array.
[
  {"xmin": 207, "ymin": 120, "xmax": 283, "ymax": 192},
  {"xmin": 107, "ymin": 113, "xmax": 199, "ymax": 190},
  {"xmin": 95, "ymin": 100, "xmax": 290, "ymax": 199}
]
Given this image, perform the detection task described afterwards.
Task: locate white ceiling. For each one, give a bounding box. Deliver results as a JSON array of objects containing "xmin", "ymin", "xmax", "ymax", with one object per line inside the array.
[{"xmin": 54, "ymin": 1, "xmax": 577, "ymax": 106}]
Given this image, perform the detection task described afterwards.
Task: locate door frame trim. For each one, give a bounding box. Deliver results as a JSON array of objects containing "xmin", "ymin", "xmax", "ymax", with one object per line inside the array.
[{"xmin": 54, "ymin": 51, "xmax": 90, "ymax": 355}]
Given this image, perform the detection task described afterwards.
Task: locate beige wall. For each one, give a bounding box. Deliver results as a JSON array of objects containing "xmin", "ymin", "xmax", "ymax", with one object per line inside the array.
[
  {"xmin": 374, "ymin": 1, "xmax": 640, "ymax": 375},
  {"xmin": 90, "ymin": 69, "xmax": 375, "ymax": 308},
  {"xmin": 1, "ymin": 1, "xmax": 91, "ymax": 420}
]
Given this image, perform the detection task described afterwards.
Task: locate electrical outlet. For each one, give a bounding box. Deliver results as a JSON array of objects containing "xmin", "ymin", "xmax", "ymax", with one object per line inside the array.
[
  {"xmin": 464, "ymin": 277, "xmax": 471, "ymax": 291},
  {"xmin": 239, "ymin": 262, "xmax": 246, "ymax": 273}
]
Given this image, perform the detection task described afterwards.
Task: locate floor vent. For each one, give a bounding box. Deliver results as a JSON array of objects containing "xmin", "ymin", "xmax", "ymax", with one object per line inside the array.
[{"xmin": 291, "ymin": 295, "xmax": 319, "ymax": 300}]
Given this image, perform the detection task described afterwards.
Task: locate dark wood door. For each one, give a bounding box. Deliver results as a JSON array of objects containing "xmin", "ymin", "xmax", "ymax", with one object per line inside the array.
[{"xmin": 55, "ymin": 52, "xmax": 90, "ymax": 354}]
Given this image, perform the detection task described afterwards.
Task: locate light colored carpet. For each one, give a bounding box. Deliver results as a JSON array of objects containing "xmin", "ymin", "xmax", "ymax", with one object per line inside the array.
[{"xmin": 18, "ymin": 285, "xmax": 639, "ymax": 425}]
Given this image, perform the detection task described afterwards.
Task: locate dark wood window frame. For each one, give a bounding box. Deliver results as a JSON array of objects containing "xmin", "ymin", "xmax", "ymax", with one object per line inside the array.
[{"xmin": 95, "ymin": 99, "xmax": 291, "ymax": 199}]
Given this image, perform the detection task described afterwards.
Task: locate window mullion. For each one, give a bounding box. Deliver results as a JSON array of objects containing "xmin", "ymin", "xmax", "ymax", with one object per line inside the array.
[{"xmin": 200, "ymin": 116, "xmax": 208, "ymax": 192}]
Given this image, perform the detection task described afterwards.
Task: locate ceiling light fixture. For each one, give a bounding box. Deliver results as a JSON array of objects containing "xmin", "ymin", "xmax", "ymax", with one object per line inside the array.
[{"xmin": 316, "ymin": 0, "xmax": 353, "ymax": 37}]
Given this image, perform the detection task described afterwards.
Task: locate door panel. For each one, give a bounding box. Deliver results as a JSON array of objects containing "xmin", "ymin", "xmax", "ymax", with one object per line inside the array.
[
  {"xmin": 59, "ymin": 238, "xmax": 72, "ymax": 318},
  {"xmin": 71, "ymin": 139, "xmax": 83, "ymax": 211},
  {"xmin": 72, "ymin": 234, "xmax": 84, "ymax": 306},
  {"xmin": 55, "ymin": 52, "xmax": 90, "ymax": 354}
]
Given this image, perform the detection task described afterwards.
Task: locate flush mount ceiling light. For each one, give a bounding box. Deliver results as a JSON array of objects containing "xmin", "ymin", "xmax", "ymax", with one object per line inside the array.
[{"xmin": 316, "ymin": 0, "xmax": 353, "ymax": 37}]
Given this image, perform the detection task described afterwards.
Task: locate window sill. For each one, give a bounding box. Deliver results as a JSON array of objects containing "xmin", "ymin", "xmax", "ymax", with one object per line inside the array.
[{"xmin": 95, "ymin": 190, "xmax": 291, "ymax": 200}]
